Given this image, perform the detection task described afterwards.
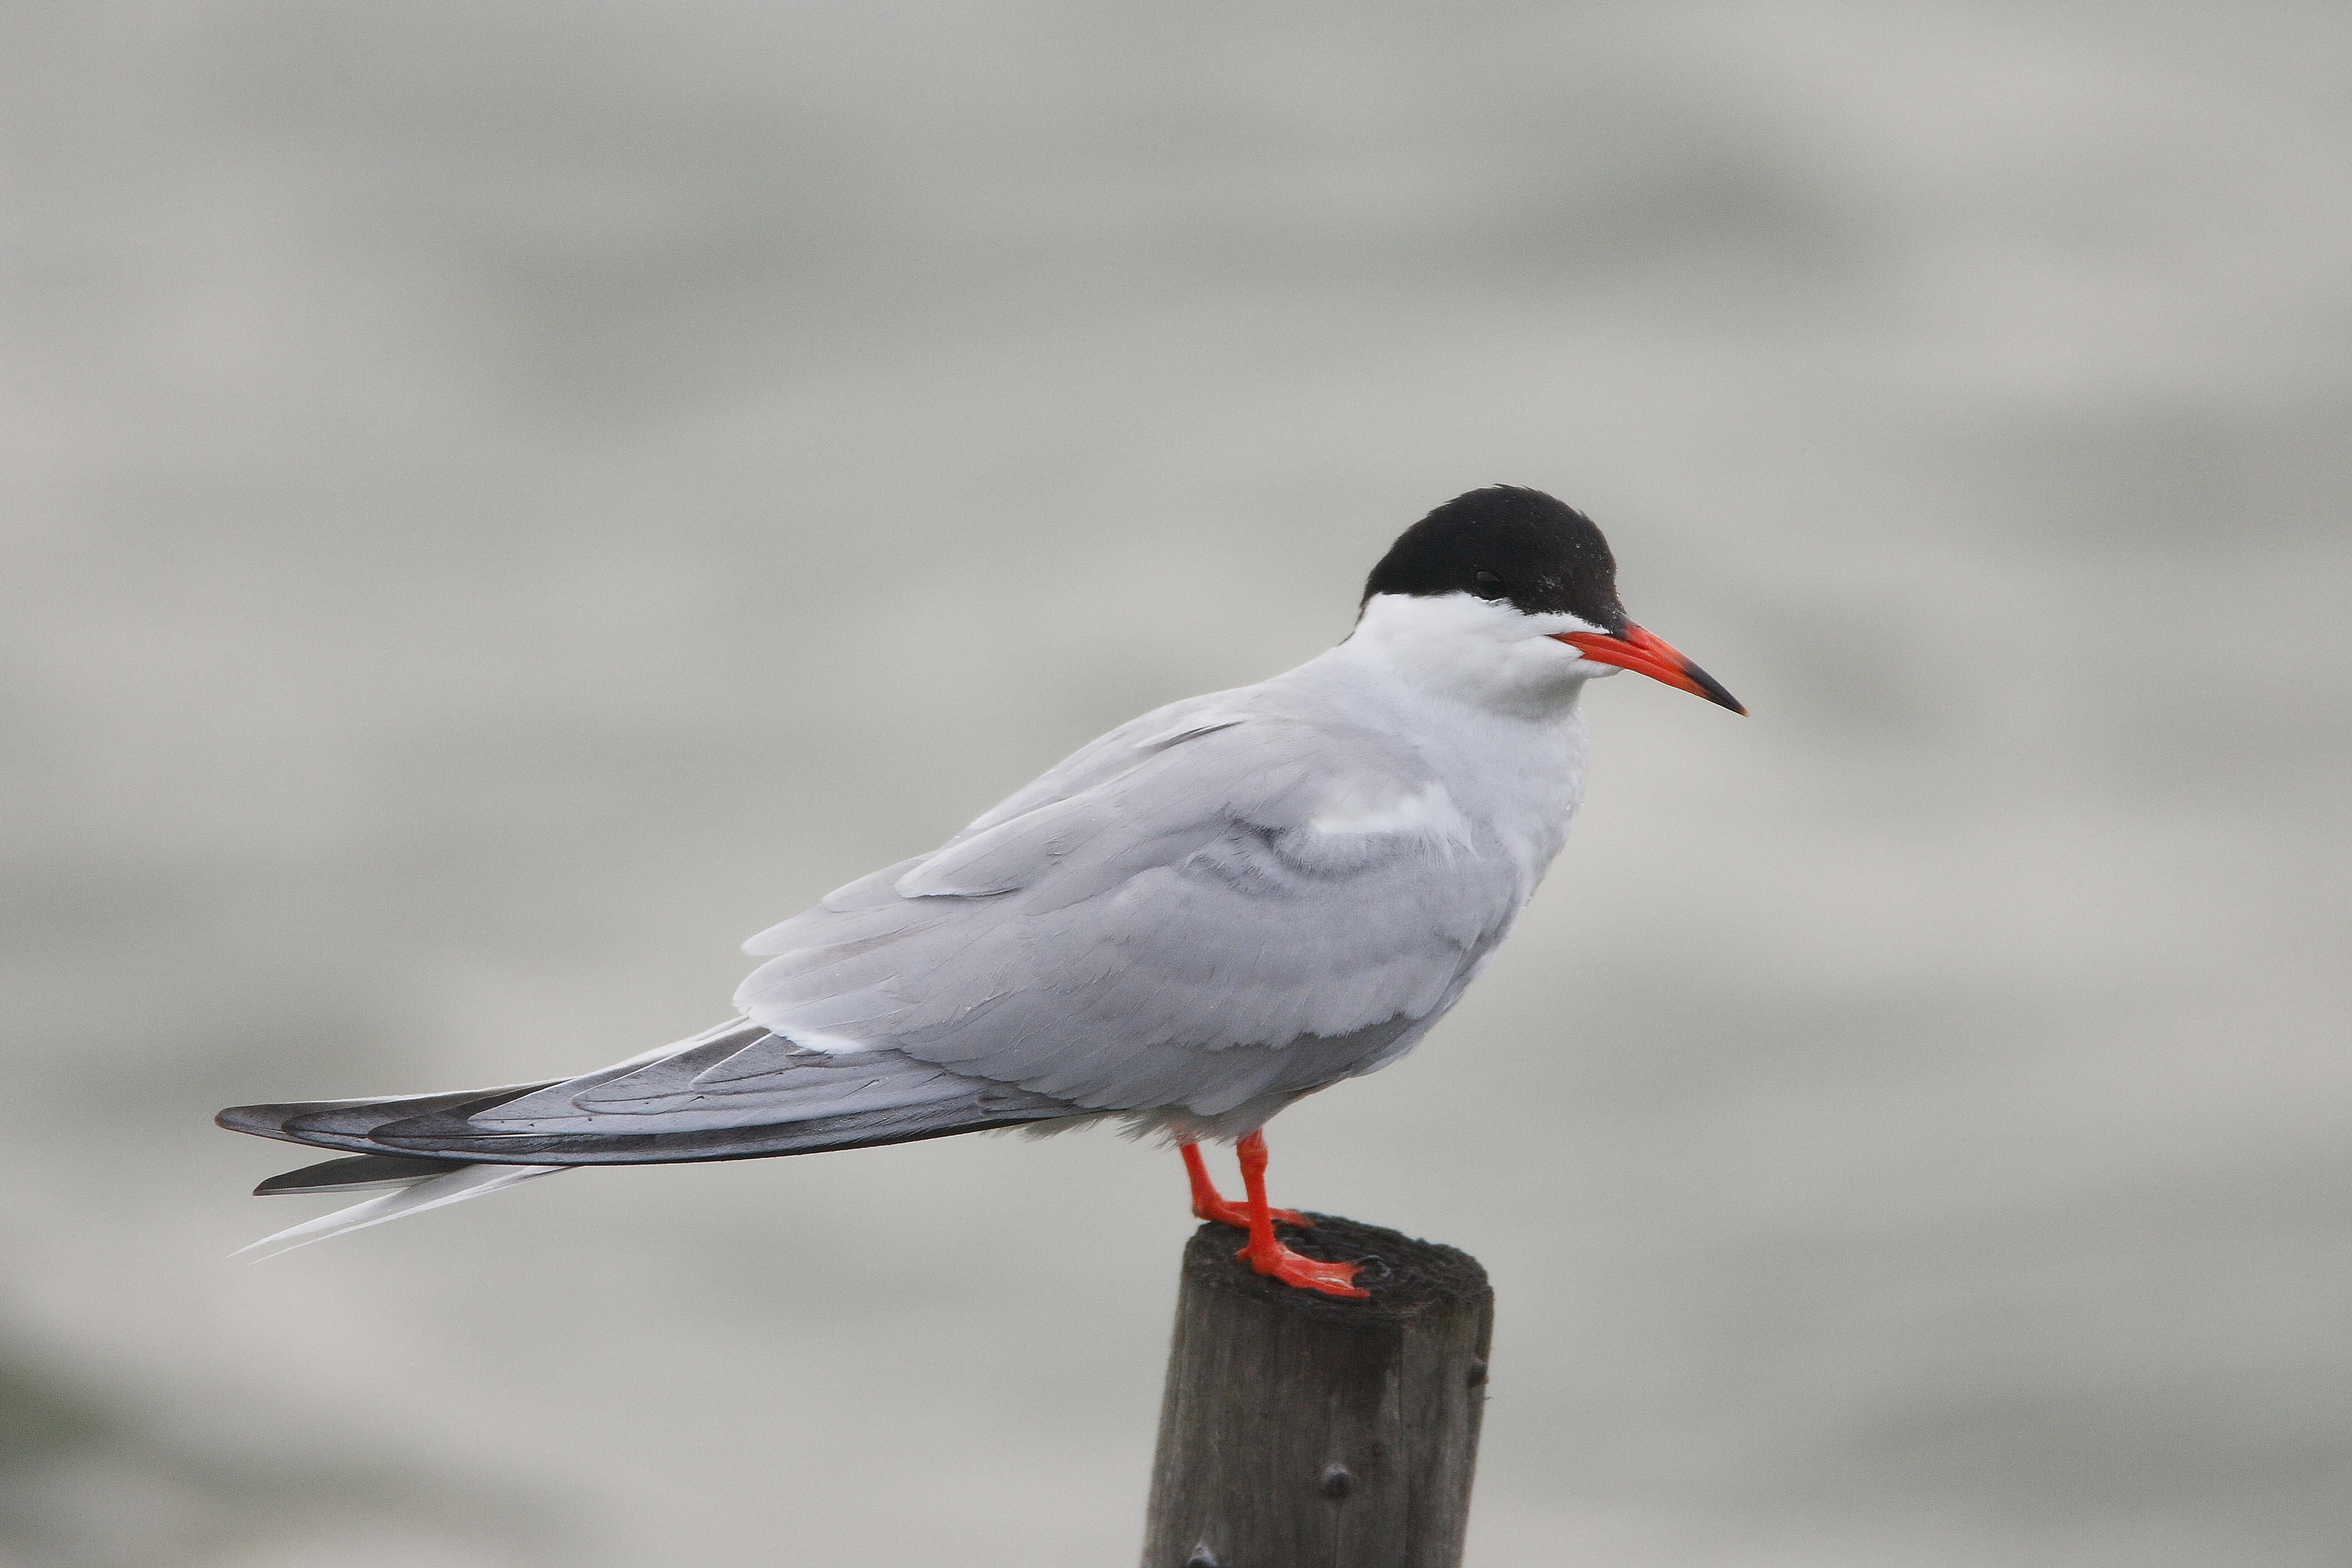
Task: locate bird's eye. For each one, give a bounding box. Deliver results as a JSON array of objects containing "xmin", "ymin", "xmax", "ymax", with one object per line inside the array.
[{"xmin": 1471, "ymin": 571, "xmax": 1505, "ymax": 600}]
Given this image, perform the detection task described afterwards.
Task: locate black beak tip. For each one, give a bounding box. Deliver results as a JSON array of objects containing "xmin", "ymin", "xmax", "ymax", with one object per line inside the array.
[{"xmin": 1686, "ymin": 663, "xmax": 1746, "ymax": 716}]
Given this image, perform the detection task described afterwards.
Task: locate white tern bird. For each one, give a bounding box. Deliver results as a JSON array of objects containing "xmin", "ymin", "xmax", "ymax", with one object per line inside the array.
[{"xmin": 220, "ymin": 486, "xmax": 1742, "ymax": 1296}]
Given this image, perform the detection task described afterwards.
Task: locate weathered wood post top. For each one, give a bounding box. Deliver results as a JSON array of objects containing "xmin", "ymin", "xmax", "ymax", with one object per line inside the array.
[{"xmin": 1141, "ymin": 1214, "xmax": 1495, "ymax": 1568}]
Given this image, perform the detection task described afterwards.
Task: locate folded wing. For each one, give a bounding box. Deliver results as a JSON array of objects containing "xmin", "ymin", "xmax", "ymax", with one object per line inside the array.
[{"xmin": 735, "ymin": 704, "xmax": 1527, "ymax": 1120}]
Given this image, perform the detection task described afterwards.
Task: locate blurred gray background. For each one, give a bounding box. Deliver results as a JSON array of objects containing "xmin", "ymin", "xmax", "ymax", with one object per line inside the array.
[{"xmin": 4, "ymin": 3, "xmax": 2348, "ymax": 1564}]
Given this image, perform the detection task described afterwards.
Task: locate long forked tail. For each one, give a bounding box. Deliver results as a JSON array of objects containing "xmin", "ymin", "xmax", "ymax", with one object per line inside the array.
[
  {"xmin": 220, "ymin": 1021, "xmax": 1079, "ymax": 1259},
  {"xmin": 237, "ymin": 1155, "xmax": 566, "ymax": 1261}
]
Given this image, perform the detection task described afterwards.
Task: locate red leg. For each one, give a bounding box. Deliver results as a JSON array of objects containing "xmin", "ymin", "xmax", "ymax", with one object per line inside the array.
[
  {"xmin": 1234, "ymin": 1132, "xmax": 1366, "ymax": 1299},
  {"xmin": 1180, "ymin": 1141, "xmax": 1308, "ymax": 1230}
]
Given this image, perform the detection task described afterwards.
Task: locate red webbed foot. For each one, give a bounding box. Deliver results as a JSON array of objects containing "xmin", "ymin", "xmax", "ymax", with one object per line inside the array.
[
  {"xmin": 1237, "ymin": 1233, "xmax": 1369, "ymax": 1299},
  {"xmin": 1180, "ymin": 1129, "xmax": 1369, "ymax": 1301}
]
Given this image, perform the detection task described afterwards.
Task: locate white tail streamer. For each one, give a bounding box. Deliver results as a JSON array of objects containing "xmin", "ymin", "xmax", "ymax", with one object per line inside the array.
[{"xmin": 236, "ymin": 1163, "xmax": 567, "ymax": 1261}]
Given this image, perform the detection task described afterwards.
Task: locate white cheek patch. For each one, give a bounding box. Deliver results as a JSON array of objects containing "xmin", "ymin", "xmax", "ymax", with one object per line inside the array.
[
  {"xmin": 1307, "ymin": 780, "xmax": 1467, "ymax": 841},
  {"xmin": 1349, "ymin": 592, "xmax": 1602, "ymax": 717}
]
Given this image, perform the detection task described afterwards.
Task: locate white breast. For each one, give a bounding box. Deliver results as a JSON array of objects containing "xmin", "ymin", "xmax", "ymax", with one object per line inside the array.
[{"xmin": 1280, "ymin": 633, "xmax": 1592, "ymax": 905}]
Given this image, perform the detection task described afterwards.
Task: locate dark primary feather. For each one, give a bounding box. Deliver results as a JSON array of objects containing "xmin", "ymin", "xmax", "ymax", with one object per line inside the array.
[
  {"xmin": 216, "ymin": 1030, "xmax": 1072, "ymax": 1169},
  {"xmin": 254, "ymin": 1153, "xmax": 472, "ymax": 1196}
]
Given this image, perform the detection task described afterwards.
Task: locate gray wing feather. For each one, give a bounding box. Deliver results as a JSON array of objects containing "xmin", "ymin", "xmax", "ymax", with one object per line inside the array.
[
  {"xmin": 733, "ymin": 706, "xmax": 1527, "ymax": 1119},
  {"xmin": 465, "ymin": 1022, "xmax": 1060, "ymax": 1136}
]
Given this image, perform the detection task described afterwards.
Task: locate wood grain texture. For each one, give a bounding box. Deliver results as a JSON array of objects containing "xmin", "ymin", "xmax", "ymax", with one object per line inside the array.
[{"xmin": 1140, "ymin": 1215, "xmax": 1494, "ymax": 1568}]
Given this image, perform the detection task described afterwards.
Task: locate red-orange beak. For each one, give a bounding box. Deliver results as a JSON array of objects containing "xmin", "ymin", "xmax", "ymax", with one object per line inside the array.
[{"xmin": 1553, "ymin": 624, "xmax": 1746, "ymax": 715}]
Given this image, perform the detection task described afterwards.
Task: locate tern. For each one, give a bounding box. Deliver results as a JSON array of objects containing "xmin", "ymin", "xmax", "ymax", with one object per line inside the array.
[{"xmin": 219, "ymin": 486, "xmax": 1741, "ymax": 1296}]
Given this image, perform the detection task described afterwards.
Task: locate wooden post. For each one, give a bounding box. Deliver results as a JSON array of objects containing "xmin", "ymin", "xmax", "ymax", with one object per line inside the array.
[{"xmin": 1140, "ymin": 1213, "xmax": 1494, "ymax": 1568}]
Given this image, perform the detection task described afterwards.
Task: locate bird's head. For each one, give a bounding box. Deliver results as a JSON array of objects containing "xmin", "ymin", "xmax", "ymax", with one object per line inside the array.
[{"xmin": 1351, "ymin": 486, "xmax": 1744, "ymax": 720}]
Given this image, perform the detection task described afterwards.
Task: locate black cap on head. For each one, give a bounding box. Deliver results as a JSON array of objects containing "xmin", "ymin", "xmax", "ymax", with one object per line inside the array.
[{"xmin": 1362, "ymin": 486, "xmax": 1627, "ymax": 632}]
